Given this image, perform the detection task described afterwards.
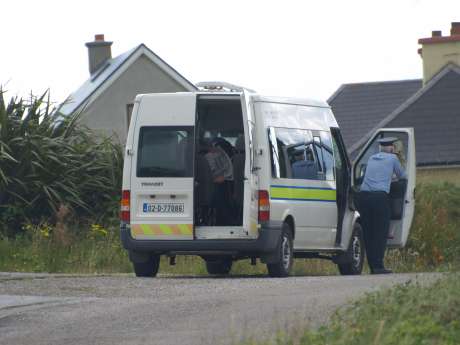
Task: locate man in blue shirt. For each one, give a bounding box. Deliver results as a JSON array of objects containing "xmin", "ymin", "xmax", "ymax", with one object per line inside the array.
[{"xmin": 355, "ymin": 137, "xmax": 407, "ymax": 274}]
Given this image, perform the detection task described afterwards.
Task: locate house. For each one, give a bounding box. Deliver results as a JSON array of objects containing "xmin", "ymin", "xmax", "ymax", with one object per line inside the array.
[
  {"xmin": 329, "ymin": 22, "xmax": 460, "ymax": 167},
  {"xmin": 58, "ymin": 35, "xmax": 197, "ymax": 144}
]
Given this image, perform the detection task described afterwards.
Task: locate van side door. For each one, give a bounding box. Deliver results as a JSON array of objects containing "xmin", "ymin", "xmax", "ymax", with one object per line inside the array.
[
  {"xmin": 352, "ymin": 128, "xmax": 416, "ymax": 248},
  {"xmin": 240, "ymin": 91, "xmax": 259, "ymax": 238}
]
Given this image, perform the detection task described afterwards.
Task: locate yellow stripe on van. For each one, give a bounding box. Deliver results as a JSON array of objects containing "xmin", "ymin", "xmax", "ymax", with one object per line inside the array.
[
  {"xmin": 270, "ymin": 185, "xmax": 336, "ymax": 202},
  {"xmin": 140, "ymin": 224, "xmax": 154, "ymax": 235},
  {"xmin": 131, "ymin": 224, "xmax": 193, "ymax": 238},
  {"xmin": 159, "ymin": 224, "xmax": 173, "ymax": 235},
  {"xmin": 178, "ymin": 224, "xmax": 193, "ymax": 235}
]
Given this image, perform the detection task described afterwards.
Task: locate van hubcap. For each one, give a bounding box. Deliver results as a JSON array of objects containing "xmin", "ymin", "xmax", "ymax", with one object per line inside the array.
[
  {"xmin": 282, "ymin": 236, "xmax": 291, "ymax": 269},
  {"xmin": 352, "ymin": 235, "xmax": 361, "ymax": 266}
]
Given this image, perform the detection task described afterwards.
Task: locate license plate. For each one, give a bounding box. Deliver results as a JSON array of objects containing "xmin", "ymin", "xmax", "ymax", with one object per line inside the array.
[{"xmin": 143, "ymin": 203, "xmax": 185, "ymax": 213}]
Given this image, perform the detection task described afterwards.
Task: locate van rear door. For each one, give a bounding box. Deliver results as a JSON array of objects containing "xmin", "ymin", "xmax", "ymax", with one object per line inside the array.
[
  {"xmin": 130, "ymin": 93, "xmax": 196, "ymax": 240},
  {"xmin": 352, "ymin": 128, "xmax": 416, "ymax": 248}
]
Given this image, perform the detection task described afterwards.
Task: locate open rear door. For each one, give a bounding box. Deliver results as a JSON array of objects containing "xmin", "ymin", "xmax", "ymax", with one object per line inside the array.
[
  {"xmin": 130, "ymin": 93, "xmax": 196, "ymax": 240},
  {"xmin": 352, "ymin": 128, "xmax": 416, "ymax": 248},
  {"xmin": 241, "ymin": 90, "xmax": 259, "ymax": 238}
]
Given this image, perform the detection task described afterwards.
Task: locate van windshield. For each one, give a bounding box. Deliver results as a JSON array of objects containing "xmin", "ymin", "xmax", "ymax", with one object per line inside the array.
[{"xmin": 137, "ymin": 126, "xmax": 194, "ymax": 177}]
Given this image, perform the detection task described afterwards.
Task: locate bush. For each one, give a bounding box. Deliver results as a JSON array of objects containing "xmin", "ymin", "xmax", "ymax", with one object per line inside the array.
[
  {"xmin": 0, "ymin": 89, "xmax": 123, "ymax": 236},
  {"xmin": 401, "ymin": 182, "xmax": 460, "ymax": 269}
]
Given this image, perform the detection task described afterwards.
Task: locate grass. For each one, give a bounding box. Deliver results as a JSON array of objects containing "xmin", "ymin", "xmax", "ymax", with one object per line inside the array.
[
  {"xmin": 0, "ymin": 232, "xmax": 339, "ymax": 276},
  {"xmin": 239, "ymin": 272, "xmax": 460, "ymax": 345},
  {"xmin": 417, "ymin": 168, "xmax": 460, "ymax": 185},
  {"xmin": 0, "ymin": 227, "xmax": 132, "ymax": 274}
]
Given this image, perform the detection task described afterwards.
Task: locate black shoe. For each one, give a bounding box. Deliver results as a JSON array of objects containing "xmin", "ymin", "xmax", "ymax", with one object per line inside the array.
[{"xmin": 371, "ymin": 268, "xmax": 393, "ymax": 274}]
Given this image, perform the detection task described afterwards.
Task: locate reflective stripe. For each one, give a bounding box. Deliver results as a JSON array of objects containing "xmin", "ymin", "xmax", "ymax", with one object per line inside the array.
[
  {"xmin": 270, "ymin": 185, "xmax": 336, "ymax": 202},
  {"xmin": 131, "ymin": 224, "xmax": 193, "ymax": 237}
]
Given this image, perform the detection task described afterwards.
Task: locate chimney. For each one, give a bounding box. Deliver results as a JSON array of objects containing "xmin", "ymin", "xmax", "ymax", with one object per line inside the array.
[
  {"xmin": 85, "ymin": 34, "xmax": 113, "ymax": 75},
  {"xmin": 418, "ymin": 22, "xmax": 460, "ymax": 84},
  {"xmin": 451, "ymin": 22, "xmax": 460, "ymax": 36}
]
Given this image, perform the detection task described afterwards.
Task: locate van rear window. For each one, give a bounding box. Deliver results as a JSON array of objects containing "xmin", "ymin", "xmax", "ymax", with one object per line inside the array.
[{"xmin": 137, "ymin": 126, "xmax": 194, "ymax": 177}]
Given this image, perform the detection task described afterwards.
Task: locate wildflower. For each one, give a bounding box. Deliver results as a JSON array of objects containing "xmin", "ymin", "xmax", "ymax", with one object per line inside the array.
[{"xmin": 90, "ymin": 224, "xmax": 108, "ymax": 238}]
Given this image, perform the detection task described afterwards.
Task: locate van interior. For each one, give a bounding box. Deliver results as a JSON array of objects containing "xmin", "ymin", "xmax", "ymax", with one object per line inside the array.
[{"xmin": 194, "ymin": 96, "xmax": 245, "ymax": 227}]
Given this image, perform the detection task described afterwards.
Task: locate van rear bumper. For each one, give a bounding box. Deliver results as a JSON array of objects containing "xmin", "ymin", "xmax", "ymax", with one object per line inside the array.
[{"xmin": 120, "ymin": 221, "xmax": 282, "ymax": 255}]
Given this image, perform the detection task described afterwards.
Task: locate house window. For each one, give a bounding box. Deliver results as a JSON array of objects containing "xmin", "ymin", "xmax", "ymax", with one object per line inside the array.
[{"xmin": 126, "ymin": 103, "xmax": 134, "ymax": 132}]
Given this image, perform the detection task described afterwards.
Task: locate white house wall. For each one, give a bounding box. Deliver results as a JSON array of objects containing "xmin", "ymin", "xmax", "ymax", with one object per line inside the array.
[{"xmin": 79, "ymin": 55, "xmax": 190, "ymax": 144}]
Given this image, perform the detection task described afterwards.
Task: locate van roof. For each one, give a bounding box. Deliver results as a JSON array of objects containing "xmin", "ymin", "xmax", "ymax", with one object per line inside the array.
[
  {"xmin": 136, "ymin": 92, "xmax": 330, "ymax": 109},
  {"xmin": 250, "ymin": 95, "xmax": 329, "ymax": 108}
]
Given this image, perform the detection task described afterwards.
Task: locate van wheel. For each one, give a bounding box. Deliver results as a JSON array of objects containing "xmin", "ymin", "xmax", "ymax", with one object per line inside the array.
[
  {"xmin": 205, "ymin": 258, "xmax": 233, "ymax": 275},
  {"xmin": 267, "ymin": 223, "xmax": 293, "ymax": 277},
  {"xmin": 338, "ymin": 223, "xmax": 364, "ymax": 275},
  {"xmin": 133, "ymin": 254, "xmax": 160, "ymax": 277}
]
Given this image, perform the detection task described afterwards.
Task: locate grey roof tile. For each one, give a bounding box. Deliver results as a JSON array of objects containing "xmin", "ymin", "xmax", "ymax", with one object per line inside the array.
[
  {"xmin": 387, "ymin": 69, "xmax": 460, "ymax": 165},
  {"xmin": 329, "ymin": 79, "xmax": 422, "ymax": 149}
]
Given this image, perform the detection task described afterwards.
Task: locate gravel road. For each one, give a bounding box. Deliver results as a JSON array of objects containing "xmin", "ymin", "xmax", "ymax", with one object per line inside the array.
[{"xmin": 0, "ymin": 272, "xmax": 438, "ymax": 345}]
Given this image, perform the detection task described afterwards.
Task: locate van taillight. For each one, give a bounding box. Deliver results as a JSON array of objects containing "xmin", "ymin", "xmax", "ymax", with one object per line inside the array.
[
  {"xmin": 121, "ymin": 190, "xmax": 130, "ymax": 223},
  {"xmin": 258, "ymin": 190, "xmax": 270, "ymax": 222}
]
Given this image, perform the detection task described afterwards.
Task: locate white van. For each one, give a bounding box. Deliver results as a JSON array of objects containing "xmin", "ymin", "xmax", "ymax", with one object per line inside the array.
[{"xmin": 120, "ymin": 91, "xmax": 416, "ymax": 277}]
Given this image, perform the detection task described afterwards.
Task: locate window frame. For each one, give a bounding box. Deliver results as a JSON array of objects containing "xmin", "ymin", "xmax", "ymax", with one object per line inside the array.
[
  {"xmin": 267, "ymin": 126, "xmax": 336, "ymax": 181},
  {"xmin": 136, "ymin": 125, "xmax": 195, "ymax": 178}
]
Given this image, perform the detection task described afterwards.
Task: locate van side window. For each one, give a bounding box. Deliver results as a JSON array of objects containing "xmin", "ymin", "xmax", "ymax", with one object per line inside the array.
[
  {"xmin": 268, "ymin": 127, "xmax": 323, "ymax": 180},
  {"xmin": 137, "ymin": 126, "xmax": 194, "ymax": 177}
]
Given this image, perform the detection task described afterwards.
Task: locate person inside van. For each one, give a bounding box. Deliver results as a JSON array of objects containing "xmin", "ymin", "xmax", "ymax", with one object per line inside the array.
[
  {"xmin": 292, "ymin": 148, "xmax": 318, "ymax": 180},
  {"xmin": 202, "ymin": 139, "xmax": 234, "ymax": 225}
]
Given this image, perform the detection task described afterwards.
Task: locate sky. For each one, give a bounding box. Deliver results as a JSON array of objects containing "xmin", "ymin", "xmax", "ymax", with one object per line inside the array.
[{"xmin": 1, "ymin": 0, "xmax": 460, "ymax": 106}]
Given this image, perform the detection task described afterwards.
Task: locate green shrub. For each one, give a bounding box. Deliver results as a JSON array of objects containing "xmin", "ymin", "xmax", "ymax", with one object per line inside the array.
[
  {"xmin": 0, "ymin": 90, "xmax": 123, "ymax": 236},
  {"xmin": 399, "ymin": 182, "xmax": 460, "ymax": 270}
]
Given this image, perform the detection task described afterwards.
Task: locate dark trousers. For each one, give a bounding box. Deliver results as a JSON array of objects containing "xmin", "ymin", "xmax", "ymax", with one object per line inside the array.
[
  {"xmin": 213, "ymin": 181, "xmax": 234, "ymax": 225},
  {"xmin": 355, "ymin": 191, "xmax": 391, "ymax": 270}
]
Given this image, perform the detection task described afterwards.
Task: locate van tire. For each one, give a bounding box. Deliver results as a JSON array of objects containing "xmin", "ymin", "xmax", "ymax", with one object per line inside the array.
[
  {"xmin": 267, "ymin": 223, "xmax": 294, "ymax": 277},
  {"xmin": 338, "ymin": 223, "xmax": 364, "ymax": 275},
  {"xmin": 205, "ymin": 258, "xmax": 233, "ymax": 275},
  {"xmin": 133, "ymin": 255, "xmax": 160, "ymax": 277}
]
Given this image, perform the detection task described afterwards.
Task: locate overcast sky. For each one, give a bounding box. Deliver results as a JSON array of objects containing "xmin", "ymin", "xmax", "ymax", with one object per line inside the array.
[{"xmin": 2, "ymin": 0, "xmax": 459, "ymax": 106}]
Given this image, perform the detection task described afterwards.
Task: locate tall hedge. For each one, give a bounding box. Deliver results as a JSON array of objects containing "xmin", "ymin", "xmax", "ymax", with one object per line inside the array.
[{"xmin": 0, "ymin": 90, "xmax": 123, "ymax": 236}]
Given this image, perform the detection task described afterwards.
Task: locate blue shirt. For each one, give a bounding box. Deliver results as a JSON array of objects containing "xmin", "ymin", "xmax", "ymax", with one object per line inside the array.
[{"xmin": 360, "ymin": 152, "xmax": 407, "ymax": 193}]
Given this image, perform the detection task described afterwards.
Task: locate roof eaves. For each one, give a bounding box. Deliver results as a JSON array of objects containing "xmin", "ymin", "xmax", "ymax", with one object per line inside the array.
[
  {"xmin": 327, "ymin": 79, "xmax": 423, "ymax": 104},
  {"xmin": 327, "ymin": 84, "xmax": 346, "ymax": 104},
  {"xmin": 348, "ymin": 63, "xmax": 460, "ymax": 154},
  {"xmin": 139, "ymin": 44, "xmax": 197, "ymax": 91}
]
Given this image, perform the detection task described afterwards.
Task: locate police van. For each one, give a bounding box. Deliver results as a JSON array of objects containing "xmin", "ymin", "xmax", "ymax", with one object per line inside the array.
[{"xmin": 120, "ymin": 90, "xmax": 416, "ymax": 277}]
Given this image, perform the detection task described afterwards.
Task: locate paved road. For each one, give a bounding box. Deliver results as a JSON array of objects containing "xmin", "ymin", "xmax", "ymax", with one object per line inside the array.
[{"xmin": 0, "ymin": 272, "xmax": 438, "ymax": 345}]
